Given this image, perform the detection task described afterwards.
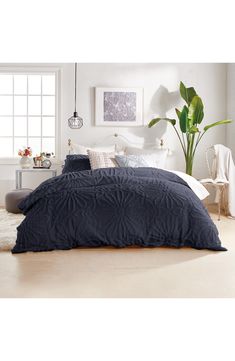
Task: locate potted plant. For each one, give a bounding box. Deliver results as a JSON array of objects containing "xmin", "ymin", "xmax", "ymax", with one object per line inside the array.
[
  {"xmin": 148, "ymin": 82, "xmax": 232, "ymax": 175},
  {"xmin": 18, "ymin": 147, "xmax": 33, "ymax": 169}
]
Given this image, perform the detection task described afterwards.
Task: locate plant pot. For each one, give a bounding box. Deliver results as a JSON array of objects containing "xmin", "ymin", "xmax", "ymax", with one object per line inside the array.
[{"xmin": 19, "ymin": 156, "xmax": 32, "ymax": 169}]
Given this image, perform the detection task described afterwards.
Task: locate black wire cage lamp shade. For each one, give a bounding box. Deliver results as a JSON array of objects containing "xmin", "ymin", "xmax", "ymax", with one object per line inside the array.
[{"xmin": 68, "ymin": 63, "xmax": 83, "ymax": 129}]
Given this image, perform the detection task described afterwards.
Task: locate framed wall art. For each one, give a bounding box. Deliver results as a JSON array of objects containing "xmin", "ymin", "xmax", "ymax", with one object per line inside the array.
[{"xmin": 95, "ymin": 87, "xmax": 143, "ymax": 126}]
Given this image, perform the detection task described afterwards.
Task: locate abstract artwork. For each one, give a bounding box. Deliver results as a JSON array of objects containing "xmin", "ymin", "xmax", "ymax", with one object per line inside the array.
[
  {"xmin": 95, "ymin": 87, "xmax": 143, "ymax": 126},
  {"xmin": 104, "ymin": 92, "xmax": 136, "ymax": 122}
]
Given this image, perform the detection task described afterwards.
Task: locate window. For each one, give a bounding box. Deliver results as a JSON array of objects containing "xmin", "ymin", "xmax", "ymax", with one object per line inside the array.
[{"xmin": 0, "ymin": 72, "xmax": 58, "ymax": 158}]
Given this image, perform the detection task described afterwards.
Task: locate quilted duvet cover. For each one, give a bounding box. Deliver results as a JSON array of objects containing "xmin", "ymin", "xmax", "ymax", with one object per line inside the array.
[{"xmin": 12, "ymin": 167, "xmax": 226, "ymax": 253}]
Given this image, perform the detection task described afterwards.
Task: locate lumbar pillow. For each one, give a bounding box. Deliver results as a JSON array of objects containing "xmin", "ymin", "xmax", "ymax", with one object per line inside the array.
[
  {"xmin": 125, "ymin": 146, "xmax": 168, "ymax": 168},
  {"xmin": 115, "ymin": 155, "xmax": 149, "ymax": 168},
  {"xmin": 87, "ymin": 150, "xmax": 116, "ymax": 170}
]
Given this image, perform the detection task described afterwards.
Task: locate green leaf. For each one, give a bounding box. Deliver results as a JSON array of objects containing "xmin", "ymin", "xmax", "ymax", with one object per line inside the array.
[
  {"xmin": 188, "ymin": 96, "xmax": 204, "ymax": 125},
  {"xmin": 180, "ymin": 82, "xmax": 187, "ymax": 103},
  {"xmin": 175, "ymin": 108, "xmax": 181, "ymax": 120},
  {"xmin": 148, "ymin": 118, "xmax": 160, "ymax": 128},
  {"xmin": 148, "ymin": 117, "xmax": 176, "ymax": 128},
  {"xmin": 204, "ymin": 119, "xmax": 232, "ymax": 132},
  {"xmin": 180, "ymin": 82, "xmax": 197, "ymax": 105},
  {"xmin": 189, "ymin": 125, "xmax": 199, "ymax": 134},
  {"xmin": 179, "ymin": 105, "xmax": 188, "ymax": 133},
  {"xmin": 187, "ymin": 87, "xmax": 197, "ymax": 104}
]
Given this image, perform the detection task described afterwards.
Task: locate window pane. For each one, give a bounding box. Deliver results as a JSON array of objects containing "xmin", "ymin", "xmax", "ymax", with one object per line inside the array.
[
  {"xmin": 0, "ymin": 117, "xmax": 13, "ymax": 136},
  {"xmin": 28, "ymin": 75, "xmax": 41, "ymax": 95},
  {"xmin": 28, "ymin": 116, "xmax": 41, "ymax": 136},
  {"xmin": 0, "ymin": 72, "xmax": 57, "ymax": 158},
  {"xmin": 42, "ymin": 137, "xmax": 55, "ymax": 154},
  {"xmin": 14, "ymin": 96, "xmax": 27, "ymax": 115},
  {"xmin": 42, "ymin": 75, "xmax": 55, "ymax": 95},
  {"xmin": 0, "ymin": 75, "xmax": 12, "ymax": 94},
  {"xmin": 28, "ymin": 96, "xmax": 41, "ymax": 115},
  {"xmin": 0, "ymin": 137, "xmax": 13, "ymax": 157},
  {"xmin": 14, "ymin": 117, "xmax": 27, "ymax": 136},
  {"xmin": 0, "ymin": 96, "xmax": 13, "ymax": 115},
  {"xmin": 42, "ymin": 117, "xmax": 55, "ymax": 136},
  {"xmin": 28, "ymin": 137, "xmax": 41, "ymax": 156},
  {"xmin": 42, "ymin": 96, "xmax": 55, "ymax": 115},
  {"xmin": 14, "ymin": 137, "xmax": 27, "ymax": 157},
  {"xmin": 14, "ymin": 75, "xmax": 27, "ymax": 94}
]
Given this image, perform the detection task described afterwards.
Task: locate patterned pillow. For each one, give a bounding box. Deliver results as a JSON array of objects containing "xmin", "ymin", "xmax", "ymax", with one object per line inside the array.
[
  {"xmin": 62, "ymin": 155, "xmax": 91, "ymax": 174},
  {"xmin": 125, "ymin": 146, "xmax": 168, "ymax": 168},
  {"xmin": 87, "ymin": 150, "xmax": 116, "ymax": 170},
  {"xmin": 115, "ymin": 155, "xmax": 149, "ymax": 168}
]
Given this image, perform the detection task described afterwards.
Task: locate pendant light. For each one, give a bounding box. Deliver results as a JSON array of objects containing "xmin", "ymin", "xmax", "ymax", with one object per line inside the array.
[{"xmin": 68, "ymin": 63, "xmax": 83, "ymax": 129}]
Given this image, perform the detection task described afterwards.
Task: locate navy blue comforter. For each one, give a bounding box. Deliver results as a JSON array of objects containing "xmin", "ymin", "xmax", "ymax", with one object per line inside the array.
[{"xmin": 12, "ymin": 167, "xmax": 226, "ymax": 253}]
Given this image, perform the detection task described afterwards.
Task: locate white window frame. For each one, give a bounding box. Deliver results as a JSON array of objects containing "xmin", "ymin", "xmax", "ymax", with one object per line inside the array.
[{"xmin": 0, "ymin": 65, "xmax": 61, "ymax": 164}]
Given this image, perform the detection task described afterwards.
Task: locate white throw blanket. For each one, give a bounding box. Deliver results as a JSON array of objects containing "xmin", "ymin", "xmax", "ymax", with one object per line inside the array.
[{"xmin": 213, "ymin": 144, "xmax": 235, "ymax": 217}]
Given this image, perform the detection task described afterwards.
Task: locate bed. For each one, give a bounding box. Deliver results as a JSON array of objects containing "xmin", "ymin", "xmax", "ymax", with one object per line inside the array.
[{"xmin": 12, "ymin": 136, "xmax": 226, "ymax": 253}]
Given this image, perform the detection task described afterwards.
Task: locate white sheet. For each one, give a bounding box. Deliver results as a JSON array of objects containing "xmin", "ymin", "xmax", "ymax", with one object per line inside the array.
[{"xmin": 168, "ymin": 170, "xmax": 209, "ymax": 200}]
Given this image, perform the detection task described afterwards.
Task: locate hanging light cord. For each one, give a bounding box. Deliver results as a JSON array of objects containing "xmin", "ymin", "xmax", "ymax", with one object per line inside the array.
[
  {"xmin": 68, "ymin": 62, "xmax": 83, "ymax": 129},
  {"xmin": 74, "ymin": 63, "xmax": 77, "ymax": 113}
]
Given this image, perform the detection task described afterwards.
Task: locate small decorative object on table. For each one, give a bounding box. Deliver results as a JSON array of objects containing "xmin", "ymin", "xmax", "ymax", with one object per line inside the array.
[
  {"xmin": 42, "ymin": 159, "xmax": 52, "ymax": 169},
  {"xmin": 33, "ymin": 152, "xmax": 53, "ymax": 169},
  {"xmin": 33, "ymin": 154, "xmax": 43, "ymax": 168},
  {"xmin": 18, "ymin": 147, "xmax": 32, "ymax": 169}
]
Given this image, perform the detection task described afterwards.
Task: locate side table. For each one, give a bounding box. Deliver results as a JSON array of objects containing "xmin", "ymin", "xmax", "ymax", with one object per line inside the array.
[
  {"xmin": 200, "ymin": 181, "xmax": 228, "ymax": 221},
  {"xmin": 16, "ymin": 168, "xmax": 57, "ymax": 189}
]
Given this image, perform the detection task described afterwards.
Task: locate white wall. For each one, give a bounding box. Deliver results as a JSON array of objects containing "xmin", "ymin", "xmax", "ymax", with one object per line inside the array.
[
  {"xmin": 227, "ymin": 63, "xmax": 235, "ymax": 157},
  {"xmin": 0, "ymin": 63, "xmax": 228, "ymax": 205},
  {"xmin": 63, "ymin": 63, "xmax": 227, "ymax": 173}
]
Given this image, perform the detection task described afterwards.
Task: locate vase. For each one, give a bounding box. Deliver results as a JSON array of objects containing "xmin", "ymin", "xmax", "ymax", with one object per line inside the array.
[{"xmin": 19, "ymin": 156, "xmax": 32, "ymax": 169}]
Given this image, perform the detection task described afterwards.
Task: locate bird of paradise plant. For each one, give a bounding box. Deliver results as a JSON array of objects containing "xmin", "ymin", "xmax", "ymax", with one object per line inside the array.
[{"xmin": 148, "ymin": 81, "xmax": 232, "ymax": 175}]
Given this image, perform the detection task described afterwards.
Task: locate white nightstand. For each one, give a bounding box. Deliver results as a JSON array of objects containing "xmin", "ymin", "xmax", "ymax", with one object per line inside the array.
[
  {"xmin": 200, "ymin": 181, "xmax": 229, "ymax": 221},
  {"xmin": 15, "ymin": 168, "xmax": 57, "ymax": 189}
]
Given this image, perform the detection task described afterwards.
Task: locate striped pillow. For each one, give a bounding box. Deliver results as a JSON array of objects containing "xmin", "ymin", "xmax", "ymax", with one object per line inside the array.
[{"xmin": 87, "ymin": 150, "xmax": 116, "ymax": 170}]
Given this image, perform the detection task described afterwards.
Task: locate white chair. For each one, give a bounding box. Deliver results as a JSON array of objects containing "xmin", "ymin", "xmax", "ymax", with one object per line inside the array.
[{"xmin": 200, "ymin": 146, "xmax": 229, "ymax": 220}]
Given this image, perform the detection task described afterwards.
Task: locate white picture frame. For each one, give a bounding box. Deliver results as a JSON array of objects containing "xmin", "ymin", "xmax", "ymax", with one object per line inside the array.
[{"xmin": 95, "ymin": 87, "xmax": 143, "ymax": 126}]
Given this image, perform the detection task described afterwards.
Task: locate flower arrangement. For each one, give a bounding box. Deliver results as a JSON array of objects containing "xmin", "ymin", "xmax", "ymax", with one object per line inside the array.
[{"xmin": 18, "ymin": 147, "xmax": 32, "ymax": 157}]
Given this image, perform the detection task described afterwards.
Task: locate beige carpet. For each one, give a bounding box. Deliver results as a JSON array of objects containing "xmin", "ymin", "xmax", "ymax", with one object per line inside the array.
[{"xmin": 0, "ymin": 206, "xmax": 234, "ymax": 298}]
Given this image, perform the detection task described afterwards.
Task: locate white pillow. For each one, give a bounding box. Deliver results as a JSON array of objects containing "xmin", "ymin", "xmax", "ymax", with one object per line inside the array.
[
  {"xmin": 72, "ymin": 144, "xmax": 116, "ymax": 155},
  {"xmin": 115, "ymin": 155, "xmax": 149, "ymax": 168},
  {"xmin": 125, "ymin": 146, "xmax": 168, "ymax": 168},
  {"xmin": 87, "ymin": 150, "xmax": 116, "ymax": 170}
]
